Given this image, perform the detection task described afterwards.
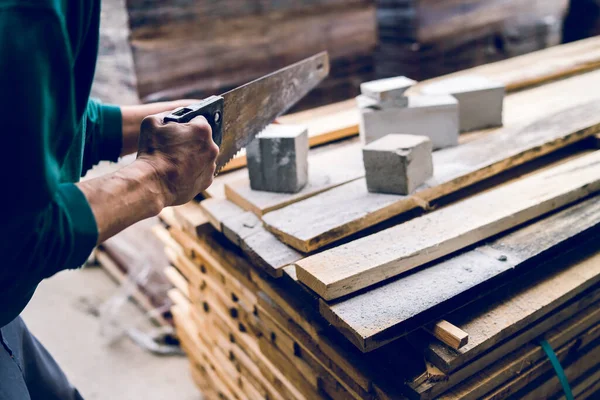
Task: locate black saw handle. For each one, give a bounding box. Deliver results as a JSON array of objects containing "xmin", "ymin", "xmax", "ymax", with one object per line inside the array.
[{"xmin": 163, "ymin": 95, "xmax": 224, "ymax": 147}]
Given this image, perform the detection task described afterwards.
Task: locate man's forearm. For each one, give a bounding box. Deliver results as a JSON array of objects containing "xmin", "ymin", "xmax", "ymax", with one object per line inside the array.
[
  {"xmin": 76, "ymin": 160, "xmax": 167, "ymax": 243},
  {"xmin": 120, "ymin": 100, "xmax": 198, "ymax": 156}
]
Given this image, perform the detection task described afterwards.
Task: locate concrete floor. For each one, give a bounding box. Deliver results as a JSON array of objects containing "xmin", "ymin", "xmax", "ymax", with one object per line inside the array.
[{"xmin": 21, "ymin": 267, "xmax": 200, "ymax": 400}]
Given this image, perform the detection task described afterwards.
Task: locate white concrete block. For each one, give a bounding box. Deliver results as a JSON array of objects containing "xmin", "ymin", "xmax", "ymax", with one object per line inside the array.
[
  {"xmin": 246, "ymin": 124, "xmax": 309, "ymax": 193},
  {"xmin": 360, "ymin": 76, "xmax": 416, "ymax": 106},
  {"xmin": 421, "ymin": 75, "xmax": 505, "ymax": 132},
  {"xmin": 363, "ymin": 134, "xmax": 433, "ymax": 195},
  {"xmin": 358, "ymin": 94, "xmax": 459, "ymax": 150}
]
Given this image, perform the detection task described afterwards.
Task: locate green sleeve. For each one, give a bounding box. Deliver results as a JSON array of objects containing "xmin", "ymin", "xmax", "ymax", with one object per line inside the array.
[
  {"xmin": 0, "ymin": 8, "xmax": 98, "ymax": 325},
  {"xmin": 82, "ymin": 99, "xmax": 123, "ymax": 175}
]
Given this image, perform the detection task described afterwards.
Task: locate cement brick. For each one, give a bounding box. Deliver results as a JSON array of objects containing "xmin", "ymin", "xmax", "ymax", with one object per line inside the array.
[
  {"xmin": 360, "ymin": 76, "xmax": 416, "ymax": 106},
  {"xmin": 246, "ymin": 124, "xmax": 309, "ymax": 193},
  {"xmin": 363, "ymin": 134, "xmax": 433, "ymax": 195},
  {"xmin": 421, "ymin": 75, "xmax": 505, "ymax": 132},
  {"xmin": 358, "ymin": 94, "xmax": 459, "ymax": 150}
]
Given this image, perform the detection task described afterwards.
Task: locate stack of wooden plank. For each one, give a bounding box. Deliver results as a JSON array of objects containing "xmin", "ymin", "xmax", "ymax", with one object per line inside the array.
[
  {"xmin": 376, "ymin": 0, "xmax": 568, "ymax": 80},
  {"xmin": 156, "ymin": 38, "xmax": 600, "ymax": 399},
  {"xmin": 125, "ymin": 0, "xmax": 376, "ymax": 109}
]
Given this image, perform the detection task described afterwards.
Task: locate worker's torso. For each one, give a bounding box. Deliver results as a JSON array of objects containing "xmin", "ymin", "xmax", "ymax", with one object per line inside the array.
[{"xmin": 0, "ymin": 0, "xmax": 100, "ymax": 182}]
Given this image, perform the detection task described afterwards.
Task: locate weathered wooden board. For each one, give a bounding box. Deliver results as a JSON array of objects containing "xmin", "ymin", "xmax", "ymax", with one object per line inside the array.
[
  {"xmin": 407, "ymin": 283, "xmax": 600, "ymax": 398},
  {"xmin": 172, "ymin": 202, "xmax": 212, "ymax": 238},
  {"xmin": 439, "ymin": 310, "xmax": 600, "ymax": 400},
  {"xmin": 425, "ymin": 321, "xmax": 468, "ymax": 351},
  {"xmin": 296, "ymin": 150, "xmax": 600, "ymax": 300},
  {"xmin": 211, "ymin": 36, "xmax": 600, "ymax": 174},
  {"xmin": 318, "ymin": 194, "xmax": 600, "ymax": 351},
  {"xmin": 224, "ymin": 142, "xmax": 364, "ymax": 216},
  {"xmin": 197, "ymin": 197, "xmax": 302, "ymax": 277},
  {"xmin": 414, "ymin": 0, "xmax": 568, "ymax": 44},
  {"xmin": 409, "ymin": 36, "xmax": 600, "ymax": 94},
  {"xmin": 426, "ymin": 257, "xmax": 600, "ymax": 374},
  {"xmin": 127, "ymin": 0, "xmax": 376, "ymax": 110},
  {"xmin": 200, "ymin": 198, "xmax": 245, "ymax": 232},
  {"xmin": 263, "ymin": 70, "xmax": 600, "ymax": 253},
  {"xmin": 489, "ymin": 340, "xmax": 600, "ymax": 400}
]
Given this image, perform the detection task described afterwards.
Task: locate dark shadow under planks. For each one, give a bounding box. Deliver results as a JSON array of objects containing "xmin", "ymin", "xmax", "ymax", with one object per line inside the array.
[{"xmin": 319, "ymin": 195, "xmax": 600, "ymax": 352}]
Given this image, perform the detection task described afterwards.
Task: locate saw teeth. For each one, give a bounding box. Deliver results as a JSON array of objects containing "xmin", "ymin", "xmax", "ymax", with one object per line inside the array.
[{"xmin": 214, "ymin": 149, "xmax": 244, "ymax": 176}]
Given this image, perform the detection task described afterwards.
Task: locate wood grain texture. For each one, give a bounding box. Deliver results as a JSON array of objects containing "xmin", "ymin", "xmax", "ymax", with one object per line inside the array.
[
  {"xmin": 407, "ymin": 271, "xmax": 600, "ymax": 398},
  {"xmin": 486, "ymin": 339, "xmax": 600, "ymax": 400},
  {"xmin": 426, "ymin": 321, "xmax": 468, "ymax": 350},
  {"xmin": 241, "ymin": 227, "xmax": 303, "ymax": 277},
  {"xmin": 415, "ymin": 0, "xmax": 568, "ymax": 44},
  {"xmin": 172, "ymin": 202, "xmax": 211, "ymax": 238},
  {"xmin": 319, "ymin": 195, "xmax": 600, "ymax": 351},
  {"xmin": 211, "ymin": 36, "xmax": 600, "ymax": 174},
  {"xmin": 263, "ymin": 70, "xmax": 600, "ymax": 253},
  {"xmin": 439, "ymin": 309, "xmax": 600, "ymax": 400},
  {"xmin": 127, "ymin": 0, "xmax": 376, "ymax": 110},
  {"xmin": 296, "ymin": 150, "xmax": 600, "ymax": 300},
  {"xmin": 225, "ymin": 142, "xmax": 364, "ymax": 215},
  {"xmin": 199, "ymin": 197, "xmax": 245, "ymax": 232}
]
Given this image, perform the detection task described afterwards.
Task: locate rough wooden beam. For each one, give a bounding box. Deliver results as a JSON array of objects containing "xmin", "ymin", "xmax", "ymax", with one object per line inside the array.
[
  {"xmin": 317, "ymin": 195, "xmax": 600, "ymax": 351},
  {"xmin": 425, "ymin": 321, "xmax": 468, "ymax": 350},
  {"xmin": 296, "ymin": 150, "xmax": 600, "ymax": 300}
]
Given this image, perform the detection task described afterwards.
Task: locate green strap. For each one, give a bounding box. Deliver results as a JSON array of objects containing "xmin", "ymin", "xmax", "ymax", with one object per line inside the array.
[{"xmin": 539, "ymin": 339, "xmax": 574, "ymax": 400}]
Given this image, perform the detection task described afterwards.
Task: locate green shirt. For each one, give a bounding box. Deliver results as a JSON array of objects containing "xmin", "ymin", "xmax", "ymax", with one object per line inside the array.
[{"xmin": 0, "ymin": 0, "xmax": 123, "ymax": 326}]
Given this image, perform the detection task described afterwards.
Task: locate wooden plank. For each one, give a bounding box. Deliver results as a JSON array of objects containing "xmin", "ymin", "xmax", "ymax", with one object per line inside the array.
[
  {"xmin": 196, "ymin": 197, "xmax": 301, "ymax": 277},
  {"xmin": 438, "ymin": 310, "xmax": 600, "ymax": 400},
  {"xmin": 263, "ymin": 69, "xmax": 600, "ymax": 252},
  {"xmin": 199, "ymin": 197, "xmax": 245, "ymax": 232},
  {"xmin": 221, "ymin": 101, "xmax": 363, "ymax": 174},
  {"xmin": 409, "ymin": 36, "xmax": 600, "ymax": 93},
  {"xmin": 163, "ymin": 266, "xmax": 189, "ymax": 299},
  {"xmin": 414, "ymin": 0, "xmax": 567, "ymax": 44},
  {"xmin": 209, "ymin": 36, "xmax": 600, "ymax": 178},
  {"xmin": 425, "ymin": 321, "xmax": 468, "ymax": 350},
  {"xmin": 408, "ymin": 285, "xmax": 600, "ymax": 398},
  {"xmin": 172, "ymin": 202, "xmax": 211, "ymax": 238},
  {"xmin": 224, "ymin": 142, "xmax": 364, "ymax": 216},
  {"xmin": 240, "ymin": 226, "xmax": 303, "ymax": 277},
  {"xmin": 426, "ymin": 269, "xmax": 600, "ymax": 374},
  {"xmin": 296, "ymin": 150, "xmax": 600, "ymax": 300},
  {"xmin": 318, "ymin": 195, "xmax": 600, "ymax": 351},
  {"xmin": 499, "ymin": 341, "xmax": 600, "ymax": 400}
]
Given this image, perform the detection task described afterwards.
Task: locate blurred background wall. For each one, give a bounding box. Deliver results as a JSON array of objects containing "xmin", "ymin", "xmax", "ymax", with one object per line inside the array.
[{"xmin": 95, "ymin": 0, "xmax": 600, "ymax": 111}]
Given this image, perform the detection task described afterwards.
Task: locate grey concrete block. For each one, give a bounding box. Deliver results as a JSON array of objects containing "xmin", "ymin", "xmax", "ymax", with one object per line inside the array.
[
  {"xmin": 421, "ymin": 75, "xmax": 505, "ymax": 132},
  {"xmin": 356, "ymin": 94, "xmax": 408, "ymax": 110},
  {"xmin": 360, "ymin": 76, "xmax": 415, "ymax": 109},
  {"xmin": 358, "ymin": 94, "xmax": 459, "ymax": 150},
  {"xmin": 246, "ymin": 124, "xmax": 309, "ymax": 193},
  {"xmin": 363, "ymin": 134, "xmax": 433, "ymax": 195}
]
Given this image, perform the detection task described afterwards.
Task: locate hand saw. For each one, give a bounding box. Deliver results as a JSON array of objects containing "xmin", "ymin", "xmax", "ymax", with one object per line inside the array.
[{"xmin": 163, "ymin": 52, "xmax": 329, "ymax": 174}]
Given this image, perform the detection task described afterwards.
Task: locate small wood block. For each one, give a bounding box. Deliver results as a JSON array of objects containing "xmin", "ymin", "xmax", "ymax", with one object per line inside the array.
[
  {"xmin": 247, "ymin": 124, "xmax": 309, "ymax": 193},
  {"xmin": 359, "ymin": 94, "xmax": 459, "ymax": 150},
  {"xmin": 199, "ymin": 198, "xmax": 245, "ymax": 232},
  {"xmin": 425, "ymin": 320, "xmax": 468, "ymax": 350},
  {"xmin": 360, "ymin": 76, "xmax": 416, "ymax": 104},
  {"xmin": 421, "ymin": 75, "xmax": 505, "ymax": 132},
  {"xmin": 363, "ymin": 134, "xmax": 433, "ymax": 195},
  {"xmin": 241, "ymin": 227, "xmax": 303, "ymax": 277}
]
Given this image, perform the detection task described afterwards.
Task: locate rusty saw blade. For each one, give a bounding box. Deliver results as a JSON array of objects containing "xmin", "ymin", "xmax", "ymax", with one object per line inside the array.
[{"xmin": 217, "ymin": 52, "xmax": 329, "ymax": 172}]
